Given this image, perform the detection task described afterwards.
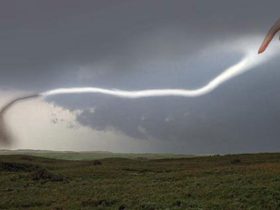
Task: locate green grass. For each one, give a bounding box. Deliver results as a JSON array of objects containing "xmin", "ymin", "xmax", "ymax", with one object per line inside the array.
[{"xmin": 0, "ymin": 153, "xmax": 280, "ymax": 209}]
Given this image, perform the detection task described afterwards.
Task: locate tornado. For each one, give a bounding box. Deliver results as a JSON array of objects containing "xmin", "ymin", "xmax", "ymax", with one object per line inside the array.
[{"xmin": 0, "ymin": 94, "xmax": 39, "ymax": 144}]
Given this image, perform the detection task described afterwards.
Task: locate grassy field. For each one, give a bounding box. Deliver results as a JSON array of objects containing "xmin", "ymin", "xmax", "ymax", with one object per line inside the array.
[{"xmin": 0, "ymin": 152, "xmax": 280, "ymax": 209}]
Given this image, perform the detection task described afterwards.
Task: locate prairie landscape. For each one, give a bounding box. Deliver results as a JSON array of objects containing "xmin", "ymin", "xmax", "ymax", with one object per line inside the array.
[
  {"xmin": 0, "ymin": 151, "xmax": 280, "ymax": 209},
  {"xmin": 1, "ymin": 1, "xmax": 280, "ymax": 209}
]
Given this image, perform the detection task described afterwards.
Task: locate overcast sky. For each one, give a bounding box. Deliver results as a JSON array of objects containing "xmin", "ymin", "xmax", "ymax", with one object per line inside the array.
[{"xmin": 1, "ymin": 0, "xmax": 280, "ymax": 154}]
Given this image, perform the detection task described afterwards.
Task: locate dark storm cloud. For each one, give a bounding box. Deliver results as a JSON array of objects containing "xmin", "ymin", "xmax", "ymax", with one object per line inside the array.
[
  {"xmin": 1, "ymin": 0, "xmax": 280, "ymax": 153},
  {"xmin": 1, "ymin": 0, "xmax": 279, "ymax": 89}
]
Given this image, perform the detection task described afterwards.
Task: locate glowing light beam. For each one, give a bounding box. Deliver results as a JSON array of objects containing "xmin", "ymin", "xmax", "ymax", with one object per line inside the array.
[{"xmin": 42, "ymin": 43, "xmax": 277, "ymax": 99}]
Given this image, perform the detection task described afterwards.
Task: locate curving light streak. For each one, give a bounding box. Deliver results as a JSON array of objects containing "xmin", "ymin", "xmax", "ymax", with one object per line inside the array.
[{"xmin": 41, "ymin": 45, "xmax": 278, "ymax": 99}]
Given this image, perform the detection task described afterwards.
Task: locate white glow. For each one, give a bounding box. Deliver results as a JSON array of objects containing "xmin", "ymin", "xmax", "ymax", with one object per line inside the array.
[{"xmin": 41, "ymin": 37, "xmax": 279, "ymax": 99}]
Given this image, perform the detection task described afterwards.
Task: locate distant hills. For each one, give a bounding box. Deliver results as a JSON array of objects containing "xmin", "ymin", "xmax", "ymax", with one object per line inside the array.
[{"xmin": 0, "ymin": 149, "xmax": 194, "ymax": 160}]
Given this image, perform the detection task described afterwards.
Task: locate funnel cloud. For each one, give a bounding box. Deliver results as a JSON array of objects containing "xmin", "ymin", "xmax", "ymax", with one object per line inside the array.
[{"xmin": 0, "ymin": 94, "xmax": 39, "ymax": 144}]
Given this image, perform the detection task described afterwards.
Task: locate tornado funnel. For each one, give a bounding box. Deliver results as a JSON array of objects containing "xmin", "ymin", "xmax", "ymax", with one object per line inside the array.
[{"xmin": 0, "ymin": 94, "xmax": 40, "ymax": 144}]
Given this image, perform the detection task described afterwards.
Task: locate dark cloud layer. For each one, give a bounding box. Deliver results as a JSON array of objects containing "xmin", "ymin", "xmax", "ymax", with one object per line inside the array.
[
  {"xmin": 1, "ymin": 0, "xmax": 279, "ymax": 89},
  {"xmin": 1, "ymin": 0, "xmax": 280, "ymax": 153}
]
